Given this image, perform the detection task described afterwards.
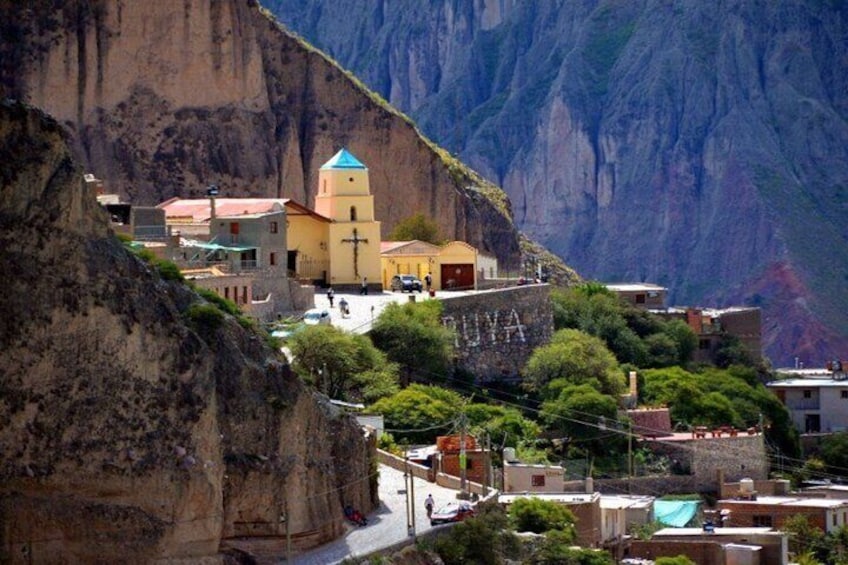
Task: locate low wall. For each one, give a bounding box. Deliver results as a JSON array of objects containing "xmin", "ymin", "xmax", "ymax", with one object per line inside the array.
[
  {"xmin": 377, "ymin": 450, "xmax": 432, "ymax": 481},
  {"xmin": 440, "ymin": 285, "xmax": 553, "ymax": 383}
]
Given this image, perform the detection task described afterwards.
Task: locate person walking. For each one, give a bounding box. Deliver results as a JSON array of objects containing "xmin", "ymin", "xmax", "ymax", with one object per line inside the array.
[
  {"xmin": 360, "ymin": 276, "xmax": 368, "ymax": 295},
  {"xmin": 339, "ymin": 297, "xmax": 349, "ymax": 318},
  {"xmin": 424, "ymin": 494, "xmax": 435, "ymax": 519},
  {"xmin": 327, "ymin": 287, "xmax": 335, "ymax": 308},
  {"xmin": 425, "ymin": 272, "xmax": 432, "ymax": 292}
]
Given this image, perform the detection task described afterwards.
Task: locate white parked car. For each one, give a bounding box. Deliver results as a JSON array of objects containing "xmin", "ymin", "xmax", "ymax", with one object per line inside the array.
[{"xmin": 303, "ymin": 308, "xmax": 331, "ymax": 326}]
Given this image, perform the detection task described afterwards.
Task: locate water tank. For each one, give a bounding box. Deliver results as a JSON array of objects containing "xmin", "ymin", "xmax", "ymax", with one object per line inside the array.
[
  {"xmin": 503, "ymin": 447, "xmax": 517, "ymax": 463},
  {"xmin": 740, "ymin": 478, "xmax": 755, "ymax": 494}
]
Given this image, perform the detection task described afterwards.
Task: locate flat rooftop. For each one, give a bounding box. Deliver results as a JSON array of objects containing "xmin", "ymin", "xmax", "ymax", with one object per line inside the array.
[{"xmin": 720, "ymin": 496, "xmax": 848, "ymax": 508}]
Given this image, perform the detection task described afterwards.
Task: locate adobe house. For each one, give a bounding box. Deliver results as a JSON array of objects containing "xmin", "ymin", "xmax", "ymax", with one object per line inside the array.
[
  {"xmin": 717, "ymin": 496, "xmax": 848, "ymax": 533},
  {"xmin": 630, "ymin": 527, "xmax": 788, "ymax": 565},
  {"xmin": 380, "ymin": 239, "xmax": 480, "ymax": 290}
]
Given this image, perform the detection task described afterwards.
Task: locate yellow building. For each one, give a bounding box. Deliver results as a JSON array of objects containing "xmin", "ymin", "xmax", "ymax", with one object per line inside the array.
[
  {"xmin": 313, "ymin": 149, "xmax": 382, "ymax": 290},
  {"xmin": 381, "ymin": 240, "xmax": 479, "ymax": 290}
]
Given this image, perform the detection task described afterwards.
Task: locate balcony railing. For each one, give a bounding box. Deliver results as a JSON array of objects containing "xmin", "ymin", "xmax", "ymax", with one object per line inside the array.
[{"xmin": 786, "ymin": 398, "xmax": 820, "ymax": 410}]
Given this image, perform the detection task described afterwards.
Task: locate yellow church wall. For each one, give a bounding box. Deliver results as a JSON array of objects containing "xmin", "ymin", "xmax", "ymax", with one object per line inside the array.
[
  {"xmin": 327, "ymin": 222, "xmax": 382, "ymax": 287},
  {"xmin": 313, "ymin": 195, "xmax": 375, "ymax": 223},
  {"xmin": 286, "ymin": 214, "xmax": 329, "ymax": 279},
  {"xmin": 316, "ymin": 169, "xmax": 371, "ymax": 200}
]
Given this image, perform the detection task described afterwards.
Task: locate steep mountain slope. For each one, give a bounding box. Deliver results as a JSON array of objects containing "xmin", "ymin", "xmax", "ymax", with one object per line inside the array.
[
  {"xmin": 0, "ymin": 100, "xmax": 374, "ymax": 560},
  {"xmin": 269, "ymin": 0, "xmax": 848, "ymax": 366},
  {"xmin": 0, "ymin": 0, "xmax": 521, "ymax": 268}
]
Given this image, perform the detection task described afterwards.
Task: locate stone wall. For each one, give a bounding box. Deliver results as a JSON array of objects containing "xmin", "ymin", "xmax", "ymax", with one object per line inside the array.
[{"xmin": 440, "ymin": 285, "xmax": 553, "ymax": 383}]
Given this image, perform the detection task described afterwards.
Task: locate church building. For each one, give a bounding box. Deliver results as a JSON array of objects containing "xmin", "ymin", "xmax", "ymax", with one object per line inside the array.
[{"xmin": 313, "ymin": 149, "xmax": 382, "ymax": 292}]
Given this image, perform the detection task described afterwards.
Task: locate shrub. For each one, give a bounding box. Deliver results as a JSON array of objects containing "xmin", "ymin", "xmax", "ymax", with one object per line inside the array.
[
  {"xmin": 509, "ymin": 497, "xmax": 576, "ymax": 535},
  {"xmin": 186, "ymin": 303, "xmax": 224, "ymax": 335}
]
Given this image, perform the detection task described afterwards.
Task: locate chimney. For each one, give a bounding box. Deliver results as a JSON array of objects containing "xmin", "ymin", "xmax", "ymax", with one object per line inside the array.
[
  {"xmin": 629, "ymin": 371, "xmax": 638, "ymax": 397},
  {"xmin": 207, "ymin": 184, "xmax": 219, "ymax": 221}
]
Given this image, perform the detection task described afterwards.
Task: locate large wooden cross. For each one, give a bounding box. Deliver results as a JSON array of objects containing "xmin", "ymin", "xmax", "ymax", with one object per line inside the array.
[{"xmin": 341, "ymin": 228, "xmax": 369, "ymax": 279}]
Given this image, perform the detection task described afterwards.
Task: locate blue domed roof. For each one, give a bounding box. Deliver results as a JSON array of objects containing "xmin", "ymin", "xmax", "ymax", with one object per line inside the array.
[{"xmin": 320, "ymin": 148, "xmax": 367, "ymax": 170}]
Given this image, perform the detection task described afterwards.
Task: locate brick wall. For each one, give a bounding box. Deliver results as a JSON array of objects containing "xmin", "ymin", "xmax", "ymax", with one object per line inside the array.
[
  {"xmin": 629, "ymin": 540, "xmax": 723, "ymax": 565},
  {"xmin": 439, "ymin": 285, "xmax": 553, "ymax": 383}
]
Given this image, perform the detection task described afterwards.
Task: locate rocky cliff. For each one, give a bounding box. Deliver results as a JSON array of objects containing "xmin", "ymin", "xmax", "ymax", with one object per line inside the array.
[
  {"xmin": 0, "ymin": 0, "xmax": 522, "ymax": 268},
  {"xmin": 270, "ymin": 0, "xmax": 848, "ymax": 366},
  {"xmin": 0, "ymin": 100, "xmax": 374, "ymax": 561}
]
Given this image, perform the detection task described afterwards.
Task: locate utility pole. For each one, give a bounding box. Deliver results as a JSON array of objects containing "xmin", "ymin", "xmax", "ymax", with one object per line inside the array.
[
  {"xmin": 482, "ymin": 432, "xmax": 489, "ymax": 497},
  {"xmin": 627, "ymin": 419, "xmax": 633, "ymax": 494},
  {"xmin": 409, "ymin": 464, "xmax": 416, "ymax": 539},
  {"xmin": 459, "ymin": 412, "xmax": 468, "ymax": 497}
]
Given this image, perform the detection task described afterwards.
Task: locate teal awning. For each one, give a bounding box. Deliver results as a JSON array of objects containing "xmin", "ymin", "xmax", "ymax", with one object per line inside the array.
[
  {"xmin": 184, "ymin": 241, "xmax": 256, "ymax": 253},
  {"xmin": 654, "ymin": 500, "xmax": 700, "ymax": 527}
]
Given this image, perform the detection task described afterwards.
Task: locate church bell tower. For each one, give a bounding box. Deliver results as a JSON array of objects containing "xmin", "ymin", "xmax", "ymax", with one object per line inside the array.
[{"xmin": 314, "ymin": 148, "xmax": 382, "ymax": 289}]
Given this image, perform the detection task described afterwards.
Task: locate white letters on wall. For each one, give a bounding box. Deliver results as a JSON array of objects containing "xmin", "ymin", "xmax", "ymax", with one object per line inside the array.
[{"xmin": 443, "ymin": 308, "xmax": 526, "ymax": 349}]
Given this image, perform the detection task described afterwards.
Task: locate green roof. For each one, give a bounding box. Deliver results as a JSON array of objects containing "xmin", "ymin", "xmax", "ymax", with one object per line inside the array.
[{"xmin": 320, "ymin": 148, "xmax": 367, "ymax": 170}]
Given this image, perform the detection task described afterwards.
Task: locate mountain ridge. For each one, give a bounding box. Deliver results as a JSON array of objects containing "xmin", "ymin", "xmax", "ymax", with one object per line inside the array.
[{"xmin": 269, "ymin": 0, "xmax": 848, "ymax": 366}]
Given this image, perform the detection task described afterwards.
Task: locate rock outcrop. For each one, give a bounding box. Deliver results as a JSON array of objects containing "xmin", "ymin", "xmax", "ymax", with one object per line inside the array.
[
  {"xmin": 270, "ymin": 0, "xmax": 848, "ymax": 366},
  {"xmin": 0, "ymin": 0, "xmax": 521, "ymax": 268},
  {"xmin": 0, "ymin": 100, "xmax": 375, "ymax": 561}
]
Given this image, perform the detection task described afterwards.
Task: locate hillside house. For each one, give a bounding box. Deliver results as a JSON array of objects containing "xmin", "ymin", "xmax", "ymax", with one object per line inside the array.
[
  {"xmin": 718, "ymin": 496, "xmax": 848, "ymax": 533},
  {"xmin": 606, "ymin": 283, "xmax": 668, "ymax": 308},
  {"xmin": 767, "ymin": 368, "xmax": 848, "ymax": 433}
]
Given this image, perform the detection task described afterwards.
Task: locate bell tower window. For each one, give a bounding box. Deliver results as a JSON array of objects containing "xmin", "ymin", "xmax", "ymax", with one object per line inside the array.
[{"xmin": 350, "ymin": 206, "xmax": 357, "ymax": 221}]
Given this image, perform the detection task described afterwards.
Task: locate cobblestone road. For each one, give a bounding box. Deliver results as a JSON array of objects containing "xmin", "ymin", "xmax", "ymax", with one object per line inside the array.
[{"xmin": 290, "ymin": 464, "xmax": 461, "ymax": 564}]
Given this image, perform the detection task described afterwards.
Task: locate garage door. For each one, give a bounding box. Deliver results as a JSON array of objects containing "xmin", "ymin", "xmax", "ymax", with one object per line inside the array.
[{"xmin": 440, "ymin": 264, "xmax": 474, "ymax": 290}]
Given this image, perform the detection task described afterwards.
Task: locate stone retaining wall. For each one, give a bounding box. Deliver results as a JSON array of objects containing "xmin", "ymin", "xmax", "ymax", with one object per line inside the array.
[{"xmin": 439, "ymin": 285, "xmax": 553, "ymax": 383}]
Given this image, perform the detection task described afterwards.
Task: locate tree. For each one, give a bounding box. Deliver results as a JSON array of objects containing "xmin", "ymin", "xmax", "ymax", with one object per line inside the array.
[
  {"xmin": 510, "ymin": 497, "xmax": 577, "ymax": 534},
  {"xmin": 368, "ymin": 384, "xmax": 462, "ymax": 444},
  {"xmin": 783, "ymin": 514, "xmax": 826, "ymax": 559},
  {"xmin": 532, "ymin": 533, "xmax": 614, "ymax": 565},
  {"xmin": 523, "ymin": 329, "xmax": 624, "ymax": 397},
  {"xmin": 433, "ymin": 502, "xmax": 515, "ymax": 565},
  {"xmin": 644, "ymin": 332, "xmax": 680, "ymax": 368},
  {"xmin": 540, "ymin": 384, "xmax": 625, "ymax": 458},
  {"xmin": 369, "ymin": 300, "xmax": 454, "ymax": 385},
  {"xmin": 820, "ymin": 432, "xmax": 848, "ymax": 476},
  {"xmin": 465, "ymin": 403, "xmax": 541, "ymax": 449},
  {"xmin": 289, "ymin": 325, "xmax": 398, "ymax": 402},
  {"xmin": 388, "ymin": 212, "xmax": 444, "ymax": 244}
]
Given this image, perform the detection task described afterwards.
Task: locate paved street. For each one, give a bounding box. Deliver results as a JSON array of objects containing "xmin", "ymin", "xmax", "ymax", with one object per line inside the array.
[
  {"xmin": 315, "ymin": 287, "xmax": 473, "ymax": 334},
  {"xmin": 290, "ymin": 464, "xmax": 463, "ymax": 564}
]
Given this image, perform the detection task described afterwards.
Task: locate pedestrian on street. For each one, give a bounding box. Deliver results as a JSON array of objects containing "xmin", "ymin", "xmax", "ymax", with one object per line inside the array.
[
  {"xmin": 425, "ymin": 272, "xmax": 432, "ymax": 292},
  {"xmin": 339, "ymin": 297, "xmax": 349, "ymax": 318},
  {"xmin": 360, "ymin": 276, "xmax": 368, "ymax": 295},
  {"xmin": 327, "ymin": 287, "xmax": 335, "ymax": 307},
  {"xmin": 424, "ymin": 494, "xmax": 435, "ymax": 519}
]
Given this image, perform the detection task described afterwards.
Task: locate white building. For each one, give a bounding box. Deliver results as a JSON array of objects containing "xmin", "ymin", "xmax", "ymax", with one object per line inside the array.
[{"xmin": 767, "ymin": 369, "xmax": 848, "ymax": 433}]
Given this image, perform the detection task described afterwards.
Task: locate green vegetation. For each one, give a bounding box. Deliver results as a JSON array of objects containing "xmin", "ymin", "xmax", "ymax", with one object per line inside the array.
[
  {"xmin": 509, "ymin": 497, "xmax": 576, "ymax": 535},
  {"xmin": 369, "ymin": 301, "xmax": 454, "ymax": 385},
  {"xmin": 186, "ymin": 303, "xmax": 224, "ymax": 335},
  {"xmin": 524, "ymin": 329, "xmax": 624, "ymax": 396},
  {"xmin": 289, "ymin": 325, "xmax": 399, "ymax": 403},
  {"xmin": 640, "ymin": 365, "xmax": 799, "ymax": 456},
  {"xmin": 655, "ymin": 557, "xmax": 696, "ymax": 565},
  {"xmin": 388, "ymin": 212, "xmax": 444, "ymax": 244}
]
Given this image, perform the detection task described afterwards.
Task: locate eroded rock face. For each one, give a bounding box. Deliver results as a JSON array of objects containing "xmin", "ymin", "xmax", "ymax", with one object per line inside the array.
[
  {"xmin": 270, "ymin": 0, "xmax": 848, "ymax": 366},
  {"xmin": 0, "ymin": 100, "xmax": 375, "ymax": 561},
  {"xmin": 0, "ymin": 0, "xmax": 520, "ymax": 266}
]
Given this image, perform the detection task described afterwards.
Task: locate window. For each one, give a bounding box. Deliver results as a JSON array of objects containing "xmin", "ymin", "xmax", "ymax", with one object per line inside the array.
[
  {"xmin": 230, "ymin": 222, "xmax": 239, "ymax": 235},
  {"xmin": 224, "ymin": 287, "xmax": 230, "ymax": 300},
  {"xmin": 842, "ymin": 391, "xmax": 848, "ymax": 399},
  {"xmin": 242, "ymin": 286, "xmax": 248, "ymax": 304},
  {"xmin": 804, "ymin": 390, "xmax": 812, "ymax": 399},
  {"xmin": 635, "ymin": 294, "xmax": 646, "ymax": 304},
  {"xmin": 322, "ymin": 180, "xmax": 327, "ymax": 193},
  {"xmin": 350, "ymin": 206, "xmax": 357, "ymax": 221},
  {"xmin": 752, "ymin": 515, "xmax": 773, "ymax": 527},
  {"xmin": 531, "ymin": 475, "xmax": 546, "ymax": 487},
  {"xmin": 699, "ymin": 339, "xmax": 711, "ymax": 350},
  {"xmin": 270, "ymin": 252, "xmax": 277, "ymax": 266},
  {"xmin": 834, "ymin": 513, "xmax": 838, "ymax": 527},
  {"xmin": 269, "ymin": 221, "xmax": 278, "ymax": 234}
]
